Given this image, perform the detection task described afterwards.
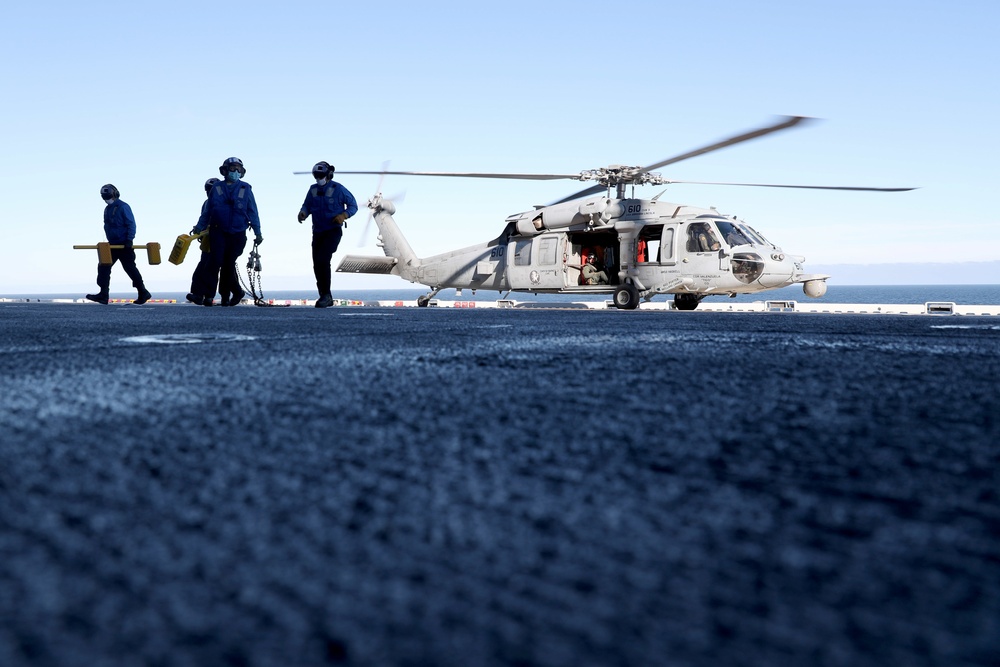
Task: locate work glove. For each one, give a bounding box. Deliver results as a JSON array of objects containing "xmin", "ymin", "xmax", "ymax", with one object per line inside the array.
[
  {"xmin": 190, "ymin": 228, "xmax": 198, "ymax": 235},
  {"xmin": 255, "ymin": 235, "xmax": 263, "ymax": 245},
  {"xmin": 123, "ymin": 240, "xmax": 133, "ymax": 249},
  {"xmin": 333, "ymin": 212, "xmax": 348, "ymax": 226},
  {"xmin": 297, "ymin": 211, "xmax": 307, "ymax": 223}
]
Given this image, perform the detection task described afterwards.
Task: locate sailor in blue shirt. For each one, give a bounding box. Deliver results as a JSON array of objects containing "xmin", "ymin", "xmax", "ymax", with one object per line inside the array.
[
  {"xmin": 86, "ymin": 184, "xmax": 151, "ymax": 305},
  {"xmin": 185, "ymin": 178, "xmax": 221, "ymax": 306},
  {"xmin": 297, "ymin": 161, "xmax": 357, "ymax": 308},
  {"xmin": 193, "ymin": 157, "xmax": 263, "ymax": 306}
]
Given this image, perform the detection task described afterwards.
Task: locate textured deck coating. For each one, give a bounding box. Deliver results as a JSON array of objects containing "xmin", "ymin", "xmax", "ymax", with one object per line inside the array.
[{"xmin": 1, "ymin": 304, "xmax": 998, "ymax": 666}]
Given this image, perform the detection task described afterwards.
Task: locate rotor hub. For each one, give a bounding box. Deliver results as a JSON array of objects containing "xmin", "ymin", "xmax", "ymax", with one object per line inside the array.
[{"xmin": 579, "ymin": 166, "xmax": 666, "ymax": 188}]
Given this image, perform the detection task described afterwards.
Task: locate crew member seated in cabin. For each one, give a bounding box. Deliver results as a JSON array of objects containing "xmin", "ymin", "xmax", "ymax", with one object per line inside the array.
[
  {"xmin": 578, "ymin": 246, "xmax": 594, "ymax": 284},
  {"xmin": 581, "ymin": 253, "xmax": 610, "ymax": 285}
]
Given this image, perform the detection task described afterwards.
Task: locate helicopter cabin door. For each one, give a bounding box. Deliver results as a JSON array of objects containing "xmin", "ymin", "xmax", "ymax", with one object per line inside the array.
[{"xmin": 505, "ymin": 234, "xmax": 565, "ymax": 291}]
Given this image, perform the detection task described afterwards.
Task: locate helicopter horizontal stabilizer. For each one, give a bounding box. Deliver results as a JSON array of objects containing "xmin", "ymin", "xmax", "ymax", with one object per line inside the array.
[{"xmin": 336, "ymin": 255, "xmax": 398, "ymax": 275}]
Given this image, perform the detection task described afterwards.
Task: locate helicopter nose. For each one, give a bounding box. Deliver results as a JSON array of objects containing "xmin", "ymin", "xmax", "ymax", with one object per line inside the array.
[{"xmin": 757, "ymin": 254, "xmax": 796, "ymax": 289}]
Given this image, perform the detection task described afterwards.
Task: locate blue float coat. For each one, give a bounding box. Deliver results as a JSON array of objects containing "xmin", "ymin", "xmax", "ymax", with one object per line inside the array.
[
  {"xmin": 195, "ymin": 180, "xmax": 261, "ymax": 236},
  {"xmin": 103, "ymin": 199, "xmax": 136, "ymax": 244},
  {"xmin": 299, "ymin": 181, "xmax": 358, "ymax": 233}
]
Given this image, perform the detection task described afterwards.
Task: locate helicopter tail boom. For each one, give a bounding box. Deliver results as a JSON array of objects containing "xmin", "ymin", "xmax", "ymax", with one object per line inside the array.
[{"xmin": 336, "ymin": 195, "xmax": 420, "ymax": 282}]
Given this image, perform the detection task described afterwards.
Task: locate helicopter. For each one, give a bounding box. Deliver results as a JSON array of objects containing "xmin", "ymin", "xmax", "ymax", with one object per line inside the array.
[{"xmin": 309, "ymin": 116, "xmax": 915, "ymax": 310}]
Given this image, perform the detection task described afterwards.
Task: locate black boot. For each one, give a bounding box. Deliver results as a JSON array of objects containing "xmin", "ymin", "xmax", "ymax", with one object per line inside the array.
[
  {"xmin": 185, "ymin": 293, "xmax": 204, "ymax": 305},
  {"xmin": 135, "ymin": 287, "xmax": 152, "ymax": 305},
  {"xmin": 85, "ymin": 292, "xmax": 109, "ymax": 305},
  {"xmin": 315, "ymin": 293, "xmax": 334, "ymax": 308}
]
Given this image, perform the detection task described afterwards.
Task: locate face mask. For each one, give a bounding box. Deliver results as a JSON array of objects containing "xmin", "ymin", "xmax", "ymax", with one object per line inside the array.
[
  {"xmin": 227, "ymin": 171, "xmax": 241, "ymax": 182},
  {"xmin": 104, "ymin": 198, "xmax": 115, "ymax": 205},
  {"xmin": 316, "ymin": 177, "xmax": 328, "ymax": 186}
]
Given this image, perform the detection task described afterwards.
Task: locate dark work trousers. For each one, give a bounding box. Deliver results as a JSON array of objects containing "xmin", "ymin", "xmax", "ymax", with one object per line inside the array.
[
  {"xmin": 205, "ymin": 227, "xmax": 247, "ymax": 301},
  {"xmin": 96, "ymin": 247, "xmax": 144, "ymax": 294},
  {"xmin": 189, "ymin": 249, "xmax": 221, "ymax": 299},
  {"xmin": 189, "ymin": 251, "xmax": 209, "ymax": 294},
  {"xmin": 312, "ymin": 226, "xmax": 343, "ymax": 296}
]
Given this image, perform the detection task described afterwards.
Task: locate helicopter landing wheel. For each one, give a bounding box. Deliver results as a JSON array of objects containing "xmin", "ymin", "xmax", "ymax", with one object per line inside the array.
[
  {"xmin": 613, "ymin": 284, "xmax": 640, "ymax": 310},
  {"xmin": 674, "ymin": 293, "xmax": 701, "ymax": 311},
  {"xmin": 417, "ymin": 295, "xmax": 431, "ymax": 308}
]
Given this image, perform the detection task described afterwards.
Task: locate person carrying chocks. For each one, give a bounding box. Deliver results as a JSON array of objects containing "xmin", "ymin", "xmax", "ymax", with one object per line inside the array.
[
  {"xmin": 192, "ymin": 157, "xmax": 263, "ymax": 307},
  {"xmin": 185, "ymin": 178, "xmax": 220, "ymax": 305},
  {"xmin": 297, "ymin": 161, "xmax": 357, "ymax": 308},
  {"xmin": 86, "ymin": 184, "xmax": 152, "ymax": 305}
]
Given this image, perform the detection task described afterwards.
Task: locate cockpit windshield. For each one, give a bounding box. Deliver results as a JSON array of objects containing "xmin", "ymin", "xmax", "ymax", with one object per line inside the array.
[
  {"xmin": 715, "ymin": 219, "xmax": 752, "ymax": 247},
  {"xmin": 742, "ymin": 223, "xmax": 771, "ymax": 247},
  {"xmin": 702, "ymin": 218, "xmax": 773, "ymax": 247}
]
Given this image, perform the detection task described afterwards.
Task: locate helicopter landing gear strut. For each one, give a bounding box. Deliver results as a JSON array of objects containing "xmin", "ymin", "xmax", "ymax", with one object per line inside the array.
[
  {"xmin": 613, "ymin": 284, "xmax": 640, "ymax": 310},
  {"xmin": 417, "ymin": 289, "xmax": 441, "ymax": 307},
  {"xmin": 673, "ymin": 293, "xmax": 703, "ymax": 311}
]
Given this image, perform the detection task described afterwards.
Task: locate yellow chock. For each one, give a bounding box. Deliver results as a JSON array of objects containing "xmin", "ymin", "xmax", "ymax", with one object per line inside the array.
[
  {"xmin": 168, "ymin": 231, "xmax": 207, "ymax": 265},
  {"xmin": 73, "ymin": 242, "xmax": 163, "ymax": 265},
  {"xmin": 97, "ymin": 241, "xmax": 112, "ymax": 264}
]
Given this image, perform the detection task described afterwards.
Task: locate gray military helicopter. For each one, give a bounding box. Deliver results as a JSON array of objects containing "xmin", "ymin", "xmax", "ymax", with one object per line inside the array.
[{"xmin": 311, "ymin": 116, "xmax": 914, "ymax": 309}]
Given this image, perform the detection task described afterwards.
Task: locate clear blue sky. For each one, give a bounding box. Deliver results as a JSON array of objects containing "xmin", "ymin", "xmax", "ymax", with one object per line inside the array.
[{"xmin": 2, "ymin": 0, "xmax": 998, "ymax": 293}]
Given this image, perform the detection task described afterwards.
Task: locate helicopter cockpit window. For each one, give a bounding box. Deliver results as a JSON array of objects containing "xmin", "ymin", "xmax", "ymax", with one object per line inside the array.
[
  {"xmin": 687, "ymin": 223, "xmax": 720, "ymax": 253},
  {"xmin": 716, "ymin": 220, "xmax": 752, "ymax": 247}
]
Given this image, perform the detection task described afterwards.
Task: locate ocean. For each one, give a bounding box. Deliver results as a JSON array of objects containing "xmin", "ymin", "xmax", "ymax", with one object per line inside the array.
[{"xmin": 6, "ymin": 283, "xmax": 1000, "ymax": 305}]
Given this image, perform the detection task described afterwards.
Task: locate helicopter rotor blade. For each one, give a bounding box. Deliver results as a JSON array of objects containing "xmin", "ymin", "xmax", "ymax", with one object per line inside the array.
[
  {"xmin": 550, "ymin": 115, "xmax": 816, "ymax": 205},
  {"xmin": 642, "ymin": 115, "xmax": 814, "ymax": 173},
  {"xmin": 292, "ymin": 116, "xmax": 915, "ymax": 210},
  {"xmin": 664, "ymin": 180, "xmax": 916, "ymax": 192},
  {"xmin": 331, "ymin": 170, "xmax": 582, "ymax": 181},
  {"xmin": 548, "ymin": 184, "xmax": 608, "ymax": 205}
]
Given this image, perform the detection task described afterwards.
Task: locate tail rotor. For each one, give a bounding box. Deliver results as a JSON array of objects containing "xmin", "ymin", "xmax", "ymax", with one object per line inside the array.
[{"xmin": 360, "ymin": 160, "xmax": 391, "ymax": 247}]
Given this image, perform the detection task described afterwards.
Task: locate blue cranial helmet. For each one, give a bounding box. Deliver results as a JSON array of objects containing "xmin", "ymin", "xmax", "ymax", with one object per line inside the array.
[
  {"xmin": 219, "ymin": 157, "xmax": 245, "ymax": 177},
  {"xmin": 311, "ymin": 161, "xmax": 334, "ymax": 180}
]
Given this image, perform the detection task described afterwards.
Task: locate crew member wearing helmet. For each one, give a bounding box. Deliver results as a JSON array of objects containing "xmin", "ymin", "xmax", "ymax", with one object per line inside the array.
[
  {"xmin": 297, "ymin": 161, "xmax": 357, "ymax": 308},
  {"xmin": 86, "ymin": 184, "xmax": 152, "ymax": 305},
  {"xmin": 192, "ymin": 157, "xmax": 263, "ymax": 306},
  {"xmin": 185, "ymin": 178, "xmax": 223, "ymax": 306}
]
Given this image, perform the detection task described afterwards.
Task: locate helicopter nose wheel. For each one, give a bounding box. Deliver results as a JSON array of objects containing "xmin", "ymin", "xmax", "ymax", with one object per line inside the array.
[{"xmin": 613, "ymin": 284, "xmax": 640, "ymax": 310}]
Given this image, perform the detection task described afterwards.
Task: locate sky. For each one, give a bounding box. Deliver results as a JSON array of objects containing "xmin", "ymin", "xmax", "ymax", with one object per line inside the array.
[{"xmin": 2, "ymin": 0, "xmax": 998, "ymax": 294}]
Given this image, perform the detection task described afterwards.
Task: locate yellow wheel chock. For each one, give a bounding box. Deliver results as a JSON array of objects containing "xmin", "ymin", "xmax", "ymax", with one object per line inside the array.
[
  {"xmin": 73, "ymin": 242, "xmax": 162, "ymax": 265},
  {"xmin": 167, "ymin": 231, "xmax": 208, "ymax": 265}
]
